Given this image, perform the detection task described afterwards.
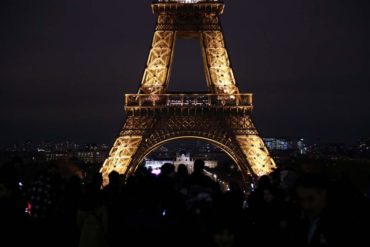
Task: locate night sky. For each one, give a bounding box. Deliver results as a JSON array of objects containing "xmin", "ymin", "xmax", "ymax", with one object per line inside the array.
[{"xmin": 0, "ymin": 0, "xmax": 369, "ymax": 145}]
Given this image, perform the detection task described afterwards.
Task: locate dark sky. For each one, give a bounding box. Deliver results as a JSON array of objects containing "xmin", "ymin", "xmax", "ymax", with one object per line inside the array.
[{"xmin": 0, "ymin": 0, "xmax": 369, "ymax": 145}]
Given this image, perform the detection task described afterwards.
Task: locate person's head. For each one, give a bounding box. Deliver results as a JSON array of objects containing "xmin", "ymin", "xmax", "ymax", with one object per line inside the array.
[
  {"xmin": 68, "ymin": 175, "xmax": 82, "ymax": 188},
  {"xmin": 193, "ymin": 159, "xmax": 205, "ymax": 174},
  {"xmin": 147, "ymin": 166, "xmax": 153, "ymax": 174},
  {"xmin": 257, "ymin": 175, "xmax": 271, "ymax": 189},
  {"xmin": 91, "ymin": 172, "xmax": 103, "ymax": 190},
  {"xmin": 270, "ymin": 168, "xmax": 281, "ymax": 185},
  {"xmin": 161, "ymin": 163, "xmax": 175, "ymax": 177},
  {"xmin": 263, "ymin": 187, "xmax": 277, "ymax": 203},
  {"xmin": 228, "ymin": 181, "xmax": 241, "ymax": 192},
  {"xmin": 177, "ymin": 164, "xmax": 188, "ymax": 176},
  {"xmin": 109, "ymin": 171, "xmax": 120, "ymax": 186},
  {"xmin": 136, "ymin": 166, "xmax": 148, "ymax": 176},
  {"xmin": 295, "ymin": 173, "xmax": 328, "ymax": 219}
]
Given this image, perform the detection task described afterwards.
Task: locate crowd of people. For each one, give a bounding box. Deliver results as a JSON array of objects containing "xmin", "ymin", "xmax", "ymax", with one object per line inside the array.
[{"xmin": 1, "ymin": 159, "xmax": 369, "ymax": 247}]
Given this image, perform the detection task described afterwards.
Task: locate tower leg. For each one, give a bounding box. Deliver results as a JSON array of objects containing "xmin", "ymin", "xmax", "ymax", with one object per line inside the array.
[
  {"xmin": 201, "ymin": 31, "xmax": 239, "ymax": 95},
  {"xmin": 228, "ymin": 115, "xmax": 276, "ymax": 177},
  {"xmin": 235, "ymin": 135, "xmax": 276, "ymax": 177},
  {"xmin": 100, "ymin": 115, "xmax": 155, "ymax": 185},
  {"xmin": 139, "ymin": 30, "xmax": 175, "ymax": 94}
]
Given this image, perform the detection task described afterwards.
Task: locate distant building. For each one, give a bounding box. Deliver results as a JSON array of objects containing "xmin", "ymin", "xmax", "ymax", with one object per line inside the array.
[
  {"xmin": 297, "ymin": 138, "xmax": 308, "ymax": 155},
  {"xmin": 77, "ymin": 151, "xmax": 107, "ymax": 164},
  {"xmin": 45, "ymin": 153, "xmax": 71, "ymax": 162},
  {"xmin": 45, "ymin": 149, "xmax": 108, "ymax": 164},
  {"xmin": 264, "ymin": 138, "xmax": 294, "ymax": 151},
  {"xmin": 144, "ymin": 153, "xmax": 218, "ymax": 175},
  {"xmin": 358, "ymin": 138, "xmax": 370, "ymax": 155},
  {"xmin": 264, "ymin": 137, "xmax": 309, "ymax": 156}
]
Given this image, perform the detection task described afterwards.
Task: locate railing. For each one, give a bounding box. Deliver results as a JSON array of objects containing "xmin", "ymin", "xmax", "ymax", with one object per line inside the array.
[
  {"xmin": 152, "ymin": 0, "xmax": 224, "ymax": 14},
  {"xmin": 125, "ymin": 93, "xmax": 252, "ymax": 110}
]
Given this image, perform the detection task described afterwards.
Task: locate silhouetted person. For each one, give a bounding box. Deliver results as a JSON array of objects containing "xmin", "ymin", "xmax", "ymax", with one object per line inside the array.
[
  {"xmin": 103, "ymin": 171, "xmax": 121, "ymax": 204},
  {"xmin": 157, "ymin": 163, "xmax": 179, "ymax": 217},
  {"xmin": 225, "ymin": 182, "xmax": 245, "ymax": 211},
  {"xmin": 0, "ymin": 163, "xmax": 29, "ymax": 246},
  {"xmin": 188, "ymin": 159, "xmax": 219, "ymax": 192},
  {"xmin": 28, "ymin": 166, "xmax": 59, "ymax": 220},
  {"xmin": 160, "ymin": 163, "xmax": 175, "ymax": 178},
  {"xmin": 248, "ymin": 175, "xmax": 271, "ymax": 211},
  {"xmin": 176, "ymin": 163, "xmax": 189, "ymax": 177},
  {"xmin": 103, "ymin": 171, "xmax": 123, "ymax": 247},
  {"xmin": 157, "ymin": 163, "xmax": 176, "ymax": 206},
  {"xmin": 292, "ymin": 173, "xmax": 361, "ymax": 247},
  {"xmin": 186, "ymin": 159, "xmax": 219, "ymax": 239},
  {"xmin": 55, "ymin": 175, "xmax": 83, "ymax": 247},
  {"xmin": 175, "ymin": 164, "xmax": 189, "ymax": 195},
  {"xmin": 78, "ymin": 172, "xmax": 107, "ymax": 247},
  {"xmin": 367, "ymin": 175, "xmax": 370, "ymax": 200}
]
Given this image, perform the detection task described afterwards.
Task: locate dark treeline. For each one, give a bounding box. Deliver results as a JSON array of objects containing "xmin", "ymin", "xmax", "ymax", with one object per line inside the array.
[{"xmin": 1, "ymin": 159, "xmax": 369, "ymax": 247}]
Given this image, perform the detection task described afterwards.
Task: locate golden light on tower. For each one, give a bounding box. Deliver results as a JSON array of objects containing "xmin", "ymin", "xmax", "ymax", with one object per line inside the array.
[{"xmin": 100, "ymin": 0, "xmax": 276, "ymax": 186}]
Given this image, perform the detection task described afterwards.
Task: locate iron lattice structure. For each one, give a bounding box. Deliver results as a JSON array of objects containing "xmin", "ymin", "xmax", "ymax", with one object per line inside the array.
[{"xmin": 100, "ymin": 1, "xmax": 276, "ymax": 185}]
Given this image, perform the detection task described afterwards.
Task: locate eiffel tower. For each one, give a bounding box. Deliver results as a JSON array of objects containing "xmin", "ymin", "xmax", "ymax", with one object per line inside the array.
[{"xmin": 100, "ymin": 0, "xmax": 276, "ymax": 186}]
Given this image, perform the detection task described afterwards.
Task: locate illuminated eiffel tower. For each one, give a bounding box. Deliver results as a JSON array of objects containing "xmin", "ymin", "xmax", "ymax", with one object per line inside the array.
[{"xmin": 100, "ymin": 0, "xmax": 275, "ymax": 186}]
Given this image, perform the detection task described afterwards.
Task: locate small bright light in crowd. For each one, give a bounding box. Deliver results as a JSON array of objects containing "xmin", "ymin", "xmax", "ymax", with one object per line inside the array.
[
  {"xmin": 18, "ymin": 182, "xmax": 23, "ymax": 187},
  {"xmin": 152, "ymin": 169, "xmax": 161, "ymax": 176},
  {"xmin": 162, "ymin": 210, "xmax": 166, "ymax": 216},
  {"xmin": 25, "ymin": 202, "xmax": 32, "ymax": 215}
]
